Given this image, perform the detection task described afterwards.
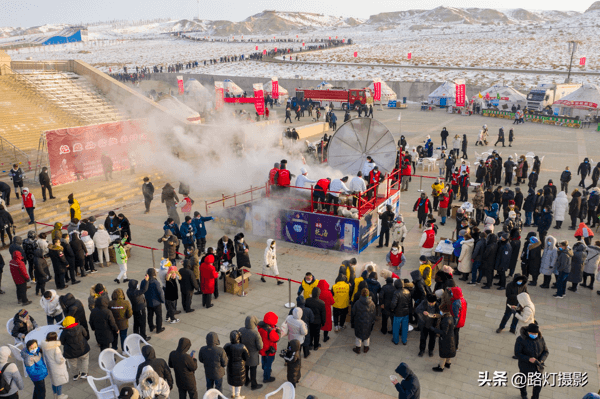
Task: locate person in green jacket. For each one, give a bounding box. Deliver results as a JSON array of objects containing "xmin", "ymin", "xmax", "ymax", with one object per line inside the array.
[{"xmin": 114, "ymin": 235, "xmax": 129, "ymax": 284}]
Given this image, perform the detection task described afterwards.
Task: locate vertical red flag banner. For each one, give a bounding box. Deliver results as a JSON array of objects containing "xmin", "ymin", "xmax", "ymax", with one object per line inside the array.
[
  {"xmin": 296, "ymin": 35, "xmax": 298, "ymax": 38},
  {"xmin": 272, "ymin": 77, "xmax": 279, "ymax": 99},
  {"xmin": 373, "ymin": 80, "xmax": 382, "ymax": 101},
  {"xmin": 353, "ymin": 51, "xmax": 357, "ymax": 57},
  {"xmin": 302, "ymin": 42, "xmax": 305, "ymax": 47},
  {"xmin": 335, "ymin": 36, "xmax": 338, "ymax": 39},
  {"xmin": 46, "ymin": 120, "xmax": 149, "ymax": 186},
  {"xmin": 274, "ymin": 47, "xmax": 277, "ymax": 52},
  {"xmin": 215, "ymin": 82, "xmax": 224, "ymax": 111},
  {"xmin": 329, "ymin": 36, "xmax": 331, "ymax": 40},
  {"xmin": 455, "ymin": 79, "xmax": 466, "ymax": 107},
  {"xmin": 255, "ymin": 45, "xmax": 258, "ymax": 50},
  {"xmin": 254, "ymin": 83, "xmax": 265, "ymax": 116},
  {"xmin": 342, "ymin": 39, "xmax": 345, "ymax": 43},
  {"xmin": 580, "ymin": 57, "xmax": 586, "ymax": 66},
  {"xmin": 177, "ymin": 75, "xmax": 184, "ymax": 94},
  {"xmin": 407, "ymin": 52, "xmax": 412, "ymax": 60}
]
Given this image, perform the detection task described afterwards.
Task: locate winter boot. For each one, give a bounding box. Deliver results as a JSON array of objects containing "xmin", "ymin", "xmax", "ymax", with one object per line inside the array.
[
  {"xmin": 352, "ymin": 347, "xmax": 361, "ymax": 354},
  {"xmin": 363, "ymin": 346, "xmax": 369, "ymax": 353}
]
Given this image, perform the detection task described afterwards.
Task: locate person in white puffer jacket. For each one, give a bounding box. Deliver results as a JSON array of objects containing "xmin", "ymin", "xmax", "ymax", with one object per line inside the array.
[
  {"xmin": 262, "ymin": 239, "xmax": 283, "ymax": 285},
  {"xmin": 280, "ymin": 307, "xmax": 308, "ymax": 344},
  {"xmin": 40, "ymin": 289, "xmax": 64, "ymax": 325},
  {"xmin": 93, "ymin": 224, "xmax": 110, "ymax": 268},
  {"xmin": 80, "ymin": 230, "xmax": 97, "ymax": 272},
  {"xmin": 513, "ymin": 292, "xmax": 535, "ymax": 329}
]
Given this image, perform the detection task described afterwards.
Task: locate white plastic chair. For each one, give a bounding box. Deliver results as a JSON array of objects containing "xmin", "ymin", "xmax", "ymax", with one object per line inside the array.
[
  {"xmin": 526, "ymin": 152, "xmax": 535, "ymax": 157},
  {"xmin": 6, "ymin": 319, "xmax": 20, "ymax": 345},
  {"xmin": 87, "ymin": 374, "xmax": 119, "ymax": 399},
  {"xmin": 123, "ymin": 334, "xmax": 150, "ymax": 357},
  {"xmin": 98, "ymin": 348, "xmax": 126, "ymax": 377},
  {"xmin": 265, "ymin": 381, "xmax": 296, "ymax": 399},
  {"xmin": 203, "ymin": 389, "xmax": 229, "ymax": 399},
  {"xmin": 8, "ymin": 343, "xmax": 26, "ymax": 378}
]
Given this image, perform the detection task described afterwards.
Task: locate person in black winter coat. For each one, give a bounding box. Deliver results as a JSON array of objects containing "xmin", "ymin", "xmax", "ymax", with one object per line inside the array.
[
  {"xmin": 497, "ymin": 274, "xmax": 528, "ymax": 334},
  {"xmin": 352, "ymin": 288, "xmax": 376, "ymax": 353},
  {"xmin": 391, "ymin": 362, "xmax": 420, "ymax": 399},
  {"xmin": 290, "ymin": 296, "xmax": 313, "ymax": 358},
  {"xmin": 280, "ymin": 339, "xmax": 301, "ymax": 387},
  {"xmin": 38, "ymin": 167, "xmax": 55, "ymax": 201},
  {"xmin": 514, "ymin": 324, "xmax": 549, "ymax": 399},
  {"xmin": 390, "ymin": 279, "xmax": 412, "ymax": 345},
  {"xmin": 89, "ymin": 296, "xmax": 118, "ymax": 350},
  {"xmin": 61, "ymin": 235, "xmax": 78, "ymax": 284},
  {"xmin": 461, "ymin": 134, "xmax": 468, "ymax": 159},
  {"xmin": 528, "ymin": 171, "xmax": 538, "ymax": 191},
  {"xmin": 142, "ymin": 267, "xmax": 165, "ymax": 334},
  {"xmin": 199, "ymin": 332, "xmax": 228, "ymax": 392},
  {"xmin": 415, "ymin": 293, "xmax": 440, "ymax": 357},
  {"xmin": 135, "ymin": 345, "xmax": 174, "ymax": 389},
  {"xmin": 410, "ymin": 270, "xmax": 430, "ymax": 305},
  {"xmin": 168, "ymin": 337, "xmax": 198, "ymax": 398},
  {"xmin": 523, "ymin": 189, "xmax": 536, "ymax": 226},
  {"xmin": 59, "ymin": 316, "xmax": 90, "ymax": 365},
  {"xmin": 577, "ymin": 158, "xmax": 591, "ymax": 187},
  {"xmin": 179, "ymin": 259, "xmax": 199, "ymax": 313},
  {"xmin": 495, "ymin": 233, "xmax": 513, "ymax": 289},
  {"xmin": 127, "ymin": 277, "xmax": 149, "ymax": 340},
  {"xmin": 588, "ymin": 162, "xmax": 600, "ymax": 190},
  {"xmin": 379, "ymin": 277, "xmax": 396, "ymax": 335},
  {"xmin": 305, "ymin": 287, "xmax": 325, "ymax": 350},
  {"xmin": 431, "ymin": 305, "xmax": 456, "ymax": 372},
  {"xmin": 470, "ymin": 232, "xmax": 487, "ymax": 284},
  {"xmin": 33, "ymin": 248, "xmax": 48, "ymax": 296},
  {"xmin": 234, "ymin": 233, "xmax": 251, "ymax": 270},
  {"xmin": 59, "ymin": 293, "xmax": 88, "ymax": 335},
  {"xmin": 378, "ymin": 205, "xmax": 395, "ymax": 247},
  {"xmin": 224, "ymin": 330, "xmax": 249, "ymax": 398},
  {"xmin": 481, "ymin": 234, "xmax": 499, "ymax": 288},
  {"xmin": 69, "ymin": 231, "xmax": 87, "ymax": 277},
  {"xmin": 537, "ymin": 206, "xmax": 553, "ymax": 244},
  {"xmin": 514, "ymin": 187, "xmax": 523, "ymax": 212},
  {"xmin": 508, "ymin": 229, "xmax": 522, "ymax": 277},
  {"xmin": 117, "ymin": 214, "xmax": 132, "ymax": 243},
  {"xmin": 526, "ymin": 237, "xmax": 543, "ymax": 286}
]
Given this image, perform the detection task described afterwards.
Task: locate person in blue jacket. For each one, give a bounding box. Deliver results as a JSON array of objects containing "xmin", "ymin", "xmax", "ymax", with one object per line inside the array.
[
  {"xmin": 390, "ymin": 362, "xmax": 420, "ymax": 399},
  {"xmin": 164, "ymin": 218, "xmax": 182, "ymax": 259},
  {"xmin": 21, "ymin": 339, "xmax": 49, "ymax": 398},
  {"xmin": 192, "ymin": 211, "xmax": 214, "ymax": 255},
  {"xmin": 180, "ymin": 216, "xmax": 196, "ymax": 252}
]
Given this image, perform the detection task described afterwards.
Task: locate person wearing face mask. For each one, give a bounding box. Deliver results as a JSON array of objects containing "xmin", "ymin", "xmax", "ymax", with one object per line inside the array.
[
  {"xmin": 514, "ymin": 323, "xmax": 549, "ymax": 399},
  {"xmin": 386, "ymin": 241, "xmax": 406, "ymax": 272},
  {"xmin": 234, "ymin": 233, "xmax": 251, "ymax": 272},
  {"xmin": 262, "ymin": 239, "xmax": 284, "ymax": 285},
  {"xmin": 537, "ymin": 206, "xmax": 553, "ymax": 245},
  {"xmin": 496, "ymin": 274, "xmax": 528, "ymax": 334},
  {"xmin": 577, "ymin": 157, "xmax": 591, "ymax": 188},
  {"xmin": 418, "ymin": 224, "xmax": 435, "ymax": 257},
  {"xmin": 413, "ymin": 194, "xmax": 431, "ymax": 229},
  {"xmin": 298, "ymin": 272, "xmax": 319, "ymax": 300},
  {"xmin": 21, "ymin": 339, "xmax": 49, "ymax": 398},
  {"xmin": 104, "ymin": 211, "xmax": 119, "ymax": 236}
]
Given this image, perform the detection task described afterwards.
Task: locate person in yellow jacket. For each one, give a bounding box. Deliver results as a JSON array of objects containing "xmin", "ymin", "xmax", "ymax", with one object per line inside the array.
[
  {"xmin": 51, "ymin": 222, "xmax": 63, "ymax": 242},
  {"xmin": 419, "ymin": 255, "xmax": 432, "ymax": 287},
  {"xmin": 332, "ymin": 275, "xmax": 350, "ymax": 332},
  {"xmin": 297, "ymin": 272, "xmax": 319, "ymax": 299},
  {"xmin": 68, "ymin": 193, "xmax": 81, "ymax": 220},
  {"xmin": 431, "ymin": 178, "xmax": 445, "ymax": 212}
]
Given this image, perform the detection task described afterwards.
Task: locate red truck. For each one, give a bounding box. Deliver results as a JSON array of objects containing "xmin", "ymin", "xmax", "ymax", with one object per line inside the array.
[{"xmin": 295, "ymin": 88, "xmax": 370, "ymax": 110}]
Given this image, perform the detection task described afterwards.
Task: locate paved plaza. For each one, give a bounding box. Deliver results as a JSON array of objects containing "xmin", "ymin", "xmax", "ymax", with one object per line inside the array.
[{"xmin": 2, "ymin": 105, "xmax": 599, "ymax": 398}]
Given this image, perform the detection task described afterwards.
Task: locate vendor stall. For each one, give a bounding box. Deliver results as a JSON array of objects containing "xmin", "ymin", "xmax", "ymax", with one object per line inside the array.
[
  {"xmin": 552, "ymin": 84, "xmax": 600, "ymax": 120},
  {"xmin": 474, "ymin": 85, "xmax": 527, "ymax": 111},
  {"xmin": 428, "ymin": 82, "xmax": 456, "ymax": 107}
]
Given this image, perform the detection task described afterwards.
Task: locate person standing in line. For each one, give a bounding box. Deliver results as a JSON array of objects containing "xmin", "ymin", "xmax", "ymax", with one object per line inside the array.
[
  {"xmin": 10, "ymin": 251, "xmax": 31, "ymax": 306},
  {"xmin": 0, "ymin": 345, "xmax": 25, "ymax": 397},
  {"xmin": 8, "ymin": 164, "xmax": 24, "ymax": 199},
  {"xmin": 514, "ymin": 323, "xmax": 549, "ymax": 399},
  {"xmin": 192, "ymin": 211, "xmax": 214, "ymax": 255},
  {"xmin": 21, "ymin": 187, "xmax": 36, "ymax": 225},
  {"xmin": 142, "ymin": 177, "xmax": 155, "ymax": 214},
  {"xmin": 351, "ymin": 288, "xmax": 376, "ymax": 354},
  {"xmin": 431, "ymin": 304, "xmax": 456, "ymax": 372},
  {"xmin": 40, "ymin": 290, "xmax": 64, "ymax": 325},
  {"xmin": 390, "ymin": 279, "xmax": 411, "ymax": 346},
  {"xmin": 21, "ymin": 339, "xmax": 48, "ymax": 398},
  {"xmin": 41, "ymin": 331, "xmax": 69, "ymax": 399},
  {"xmin": 239, "ymin": 316, "xmax": 263, "ymax": 391},
  {"xmin": 415, "ymin": 293, "xmax": 440, "ymax": 357},
  {"xmin": 168, "ymin": 337, "xmax": 198, "ymax": 399},
  {"xmin": 257, "ymin": 312, "xmax": 280, "ymax": 384},
  {"xmin": 305, "ymin": 287, "xmax": 325, "ymax": 351},
  {"xmin": 554, "ymin": 240, "xmax": 573, "ymax": 298},
  {"xmin": 179, "ymin": 259, "xmax": 198, "ymax": 313},
  {"xmin": 89, "ymin": 296, "xmax": 118, "ymax": 351},
  {"xmin": 108, "ymin": 288, "xmax": 133, "ymax": 352},
  {"xmin": 60, "ymin": 316, "xmax": 90, "ymax": 381},
  {"xmin": 165, "ymin": 265, "xmax": 181, "ymax": 324},
  {"xmin": 200, "ymin": 254, "xmax": 219, "ymax": 309},
  {"xmin": 142, "ymin": 268, "xmax": 165, "ymax": 334},
  {"xmin": 332, "ymin": 274, "xmax": 350, "ymax": 333},
  {"xmin": 127, "ymin": 276, "xmax": 151, "ymax": 341},
  {"xmin": 224, "ymin": 330, "xmax": 249, "ymax": 399},
  {"xmin": 39, "ymin": 167, "xmax": 56, "ymax": 202},
  {"xmin": 199, "ymin": 332, "xmax": 228, "ymax": 393}
]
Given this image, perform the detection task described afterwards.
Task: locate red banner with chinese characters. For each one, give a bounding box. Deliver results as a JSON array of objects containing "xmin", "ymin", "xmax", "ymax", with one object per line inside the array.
[
  {"xmin": 580, "ymin": 57, "xmax": 586, "ymax": 66},
  {"xmin": 353, "ymin": 51, "xmax": 357, "ymax": 57},
  {"xmin": 263, "ymin": 49, "xmax": 267, "ymax": 55},
  {"xmin": 272, "ymin": 77, "xmax": 279, "ymax": 99},
  {"xmin": 177, "ymin": 75, "xmax": 184, "ymax": 94},
  {"xmin": 254, "ymin": 84, "xmax": 265, "ymax": 115},
  {"xmin": 373, "ymin": 81, "xmax": 381, "ymax": 101},
  {"xmin": 223, "ymin": 97, "xmax": 255, "ymax": 104},
  {"xmin": 554, "ymin": 99, "xmax": 598, "ymax": 109},
  {"xmin": 455, "ymin": 79, "xmax": 466, "ymax": 107},
  {"xmin": 274, "ymin": 47, "xmax": 277, "ymax": 52},
  {"xmin": 255, "ymin": 45, "xmax": 258, "ymax": 50},
  {"xmin": 46, "ymin": 120, "xmax": 149, "ymax": 186},
  {"xmin": 407, "ymin": 52, "xmax": 412, "ymax": 60}
]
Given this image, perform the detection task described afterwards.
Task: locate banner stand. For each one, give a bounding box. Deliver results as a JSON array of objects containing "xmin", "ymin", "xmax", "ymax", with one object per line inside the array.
[
  {"xmin": 284, "ymin": 278, "xmax": 295, "ymax": 309},
  {"xmin": 417, "ymin": 176, "xmax": 424, "ymax": 192}
]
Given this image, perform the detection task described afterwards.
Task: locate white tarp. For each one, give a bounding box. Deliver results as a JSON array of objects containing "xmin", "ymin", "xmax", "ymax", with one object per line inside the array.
[
  {"xmin": 367, "ymin": 80, "xmax": 397, "ymax": 102},
  {"xmin": 223, "ymin": 79, "xmax": 244, "ymax": 96},
  {"xmin": 553, "ymin": 84, "xmax": 600, "ymax": 118},
  {"xmin": 428, "ymin": 82, "xmax": 456, "ymax": 106},
  {"xmin": 263, "ymin": 80, "xmax": 289, "ymax": 97},
  {"xmin": 184, "ymin": 79, "xmax": 211, "ymax": 98},
  {"xmin": 473, "ymin": 85, "xmax": 527, "ymax": 110},
  {"xmin": 158, "ymin": 95, "xmax": 201, "ymax": 124}
]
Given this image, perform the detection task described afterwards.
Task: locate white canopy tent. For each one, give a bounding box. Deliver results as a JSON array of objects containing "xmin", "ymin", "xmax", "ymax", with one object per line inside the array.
[
  {"xmin": 263, "ymin": 80, "xmax": 289, "ymax": 98},
  {"xmin": 184, "ymin": 79, "xmax": 211, "ymax": 99},
  {"xmin": 223, "ymin": 79, "xmax": 244, "ymax": 97},
  {"xmin": 552, "ymin": 84, "xmax": 600, "ymax": 118},
  {"xmin": 428, "ymin": 82, "xmax": 456, "ymax": 106},
  {"xmin": 158, "ymin": 95, "xmax": 202, "ymax": 124},
  {"xmin": 473, "ymin": 85, "xmax": 527, "ymax": 110},
  {"xmin": 367, "ymin": 80, "xmax": 397, "ymax": 102}
]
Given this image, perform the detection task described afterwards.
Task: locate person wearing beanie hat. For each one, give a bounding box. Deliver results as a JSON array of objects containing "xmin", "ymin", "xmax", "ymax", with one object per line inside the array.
[
  {"xmin": 200, "ymin": 254, "xmax": 219, "ymax": 308},
  {"xmin": 415, "ymin": 292, "xmax": 440, "ymax": 357},
  {"xmin": 118, "ymin": 387, "xmax": 140, "ymax": 399},
  {"xmin": 514, "ymin": 323, "xmax": 548, "ymax": 398},
  {"xmin": 60, "ymin": 314, "xmax": 91, "ymax": 381},
  {"xmin": 191, "ymin": 211, "xmax": 214, "ymax": 255}
]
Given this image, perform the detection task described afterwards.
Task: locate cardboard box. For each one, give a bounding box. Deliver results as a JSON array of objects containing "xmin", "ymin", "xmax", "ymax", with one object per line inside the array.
[
  {"xmin": 225, "ymin": 271, "xmax": 251, "ymax": 295},
  {"xmin": 109, "ymin": 245, "xmax": 131, "ymax": 264}
]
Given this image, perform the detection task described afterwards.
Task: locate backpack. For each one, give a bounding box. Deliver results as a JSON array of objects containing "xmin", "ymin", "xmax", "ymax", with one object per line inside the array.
[{"xmin": 0, "ymin": 363, "xmax": 12, "ymax": 393}]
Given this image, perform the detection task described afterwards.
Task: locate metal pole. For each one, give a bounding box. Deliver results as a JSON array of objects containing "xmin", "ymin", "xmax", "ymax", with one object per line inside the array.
[
  {"xmin": 250, "ymin": 185, "xmax": 253, "ymax": 201},
  {"xmin": 417, "ymin": 176, "xmax": 424, "ymax": 192},
  {"xmin": 222, "ymin": 193, "xmax": 225, "ymax": 208},
  {"xmin": 151, "ymin": 248, "xmax": 155, "ymax": 268},
  {"xmin": 284, "ymin": 279, "xmax": 295, "ymax": 308},
  {"xmin": 567, "ymin": 41, "xmax": 576, "ymax": 84}
]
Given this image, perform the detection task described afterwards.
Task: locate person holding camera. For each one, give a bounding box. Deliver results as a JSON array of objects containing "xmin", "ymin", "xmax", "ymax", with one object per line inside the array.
[{"xmin": 514, "ymin": 323, "xmax": 549, "ymax": 399}]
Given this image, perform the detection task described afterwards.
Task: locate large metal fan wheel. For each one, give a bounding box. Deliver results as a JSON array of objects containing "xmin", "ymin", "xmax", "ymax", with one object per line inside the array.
[{"xmin": 327, "ymin": 117, "xmax": 397, "ymax": 175}]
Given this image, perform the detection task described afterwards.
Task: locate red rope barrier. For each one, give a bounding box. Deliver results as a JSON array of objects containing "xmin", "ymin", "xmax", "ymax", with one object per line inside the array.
[{"xmin": 249, "ymin": 271, "xmax": 301, "ymax": 284}]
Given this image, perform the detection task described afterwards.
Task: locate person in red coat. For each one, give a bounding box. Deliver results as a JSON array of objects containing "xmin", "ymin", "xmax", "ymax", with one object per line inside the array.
[
  {"xmin": 317, "ymin": 280, "xmax": 335, "ymax": 342},
  {"xmin": 257, "ymin": 311, "xmax": 280, "ymax": 383},
  {"xmin": 200, "ymin": 254, "xmax": 219, "ymax": 309},
  {"xmin": 10, "ymin": 251, "xmax": 31, "ymax": 305}
]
